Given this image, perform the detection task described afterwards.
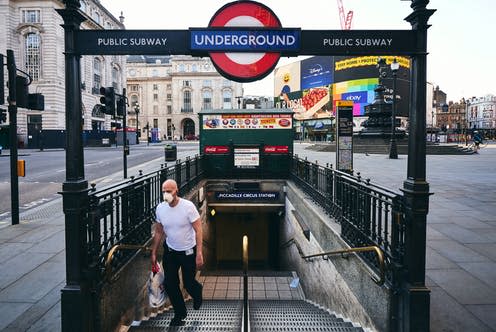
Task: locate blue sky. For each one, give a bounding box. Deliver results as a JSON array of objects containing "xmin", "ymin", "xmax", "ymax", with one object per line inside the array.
[{"xmin": 100, "ymin": 0, "xmax": 496, "ymax": 102}]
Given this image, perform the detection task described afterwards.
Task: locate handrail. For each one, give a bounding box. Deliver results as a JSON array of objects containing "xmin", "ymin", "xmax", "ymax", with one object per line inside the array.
[
  {"xmin": 242, "ymin": 235, "xmax": 249, "ymax": 332},
  {"xmin": 105, "ymin": 244, "xmax": 152, "ymax": 282},
  {"xmin": 301, "ymin": 245, "xmax": 386, "ymax": 286}
]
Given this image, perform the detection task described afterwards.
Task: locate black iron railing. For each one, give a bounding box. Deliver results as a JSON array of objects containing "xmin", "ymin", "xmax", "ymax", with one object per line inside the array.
[
  {"xmin": 84, "ymin": 155, "xmax": 205, "ymax": 285},
  {"xmin": 290, "ymin": 155, "xmax": 405, "ymax": 285}
]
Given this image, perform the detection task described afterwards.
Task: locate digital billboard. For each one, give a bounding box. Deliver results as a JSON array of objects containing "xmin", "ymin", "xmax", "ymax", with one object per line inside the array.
[
  {"xmin": 274, "ymin": 55, "xmax": 411, "ymax": 119},
  {"xmin": 300, "ymin": 56, "xmax": 333, "ymax": 89}
]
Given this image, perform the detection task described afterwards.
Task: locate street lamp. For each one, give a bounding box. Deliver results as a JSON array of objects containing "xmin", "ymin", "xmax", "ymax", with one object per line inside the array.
[
  {"xmin": 389, "ymin": 58, "xmax": 400, "ymax": 159},
  {"xmin": 134, "ymin": 103, "xmax": 140, "ymax": 144}
]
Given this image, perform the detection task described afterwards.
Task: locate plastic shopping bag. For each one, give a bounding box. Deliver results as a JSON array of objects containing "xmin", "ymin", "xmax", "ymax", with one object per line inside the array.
[{"xmin": 148, "ymin": 262, "xmax": 166, "ymax": 308}]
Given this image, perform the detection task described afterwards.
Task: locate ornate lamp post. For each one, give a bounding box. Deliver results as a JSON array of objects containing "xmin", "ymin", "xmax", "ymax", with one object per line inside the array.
[
  {"xmin": 134, "ymin": 103, "xmax": 139, "ymax": 144},
  {"xmin": 389, "ymin": 58, "xmax": 400, "ymax": 159}
]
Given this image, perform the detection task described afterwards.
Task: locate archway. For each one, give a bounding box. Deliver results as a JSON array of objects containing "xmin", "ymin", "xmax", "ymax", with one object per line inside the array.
[{"xmin": 182, "ymin": 118, "xmax": 195, "ymax": 140}]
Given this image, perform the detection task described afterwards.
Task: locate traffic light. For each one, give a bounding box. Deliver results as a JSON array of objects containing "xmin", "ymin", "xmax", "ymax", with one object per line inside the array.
[
  {"xmin": 16, "ymin": 75, "xmax": 29, "ymax": 108},
  {"xmin": 28, "ymin": 93, "xmax": 44, "ymax": 110},
  {"xmin": 99, "ymin": 86, "xmax": 115, "ymax": 115},
  {"xmin": 116, "ymin": 96, "xmax": 125, "ymax": 117},
  {"xmin": 0, "ymin": 108, "xmax": 6, "ymax": 123}
]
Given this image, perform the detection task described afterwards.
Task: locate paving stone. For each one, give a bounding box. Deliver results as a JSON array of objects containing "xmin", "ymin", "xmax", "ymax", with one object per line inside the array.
[
  {"xmin": 428, "ymin": 239, "xmax": 490, "ymax": 263},
  {"xmin": 466, "ymin": 305, "xmax": 496, "ymax": 331},
  {"xmin": 458, "ymin": 262, "xmax": 496, "ymax": 289},
  {"xmin": 428, "ymin": 268, "xmax": 496, "ymax": 305}
]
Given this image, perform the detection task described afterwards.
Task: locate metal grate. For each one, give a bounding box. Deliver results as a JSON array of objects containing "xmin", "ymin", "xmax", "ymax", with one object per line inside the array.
[
  {"xmin": 250, "ymin": 300, "xmax": 364, "ymax": 332},
  {"xmin": 130, "ymin": 300, "xmax": 242, "ymax": 331}
]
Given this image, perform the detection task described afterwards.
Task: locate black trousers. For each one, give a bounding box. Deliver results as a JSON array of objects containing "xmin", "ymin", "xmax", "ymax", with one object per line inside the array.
[{"xmin": 162, "ymin": 245, "xmax": 202, "ymax": 317}]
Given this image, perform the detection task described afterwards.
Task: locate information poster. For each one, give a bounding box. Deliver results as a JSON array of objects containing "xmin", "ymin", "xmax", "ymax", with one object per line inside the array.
[
  {"xmin": 234, "ymin": 148, "xmax": 259, "ymax": 168},
  {"xmin": 336, "ymin": 101, "xmax": 354, "ymax": 173}
]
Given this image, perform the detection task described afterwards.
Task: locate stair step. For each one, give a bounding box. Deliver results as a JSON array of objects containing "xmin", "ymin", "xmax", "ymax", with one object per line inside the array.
[
  {"xmin": 250, "ymin": 300, "xmax": 364, "ymax": 331},
  {"xmin": 129, "ymin": 300, "xmax": 242, "ymax": 331}
]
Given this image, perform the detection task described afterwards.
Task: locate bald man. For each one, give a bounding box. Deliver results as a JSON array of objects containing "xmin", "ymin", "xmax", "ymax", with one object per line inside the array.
[{"xmin": 151, "ymin": 179, "xmax": 203, "ymax": 326}]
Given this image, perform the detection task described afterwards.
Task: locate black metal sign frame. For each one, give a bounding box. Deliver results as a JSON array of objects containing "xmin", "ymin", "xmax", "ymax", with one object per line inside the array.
[{"xmin": 74, "ymin": 29, "xmax": 419, "ymax": 56}]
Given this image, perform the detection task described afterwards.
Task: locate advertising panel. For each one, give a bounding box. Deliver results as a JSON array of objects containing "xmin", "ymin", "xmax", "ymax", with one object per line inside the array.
[
  {"xmin": 274, "ymin": 61, "xmax": 301, "ymax": 97},
  {"xmin": 300, "ymin": 56, "xmax": 333, "ymax": 89},
  {"xmin": 274, "ymin": 55, "xmax": 410, "ymax": 119},
  {"xmin": 203, "ymin": 114, "xmax": 292, "ymax": 130},
  {"xmin": 334, "ymin": 55, "xmax": 410, "ymax": 117},
  {"xmin": 333, "ymin": 78, "xmax": 378, "ymax": 116}
]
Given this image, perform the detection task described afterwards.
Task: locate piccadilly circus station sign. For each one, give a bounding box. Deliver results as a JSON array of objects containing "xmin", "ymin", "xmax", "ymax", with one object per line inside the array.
[{"xmin": 74, "ymin": 0, "xmax": 419, "ymax": 83}]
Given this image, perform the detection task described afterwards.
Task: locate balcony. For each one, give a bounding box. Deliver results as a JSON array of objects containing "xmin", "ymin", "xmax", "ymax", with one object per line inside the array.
[{"xmin": 181, "ymin": 107, "xmax": 193, "ymax": 113}]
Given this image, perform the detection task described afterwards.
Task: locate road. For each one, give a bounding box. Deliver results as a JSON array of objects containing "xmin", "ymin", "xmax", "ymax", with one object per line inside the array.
[{"xmin": 0, "ymin": 142, "xmax": 200, "ymax": 219}]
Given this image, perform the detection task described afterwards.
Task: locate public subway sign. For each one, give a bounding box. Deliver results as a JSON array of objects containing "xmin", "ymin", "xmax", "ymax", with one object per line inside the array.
[{"xmin": 73, "ymin": 0, "xmax": 420, "ymax": 82}]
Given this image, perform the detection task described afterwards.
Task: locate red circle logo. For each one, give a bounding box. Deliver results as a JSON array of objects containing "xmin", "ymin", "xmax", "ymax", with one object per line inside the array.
[{"xmin": 208, "ymin": 1, "xmax": 282, "ymax": 82}]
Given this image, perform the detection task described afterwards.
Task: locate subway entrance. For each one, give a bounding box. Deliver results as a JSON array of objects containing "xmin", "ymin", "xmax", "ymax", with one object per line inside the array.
[{"xmin": 202, "ymin": 180, "xmax": 286, "ymax": 272}]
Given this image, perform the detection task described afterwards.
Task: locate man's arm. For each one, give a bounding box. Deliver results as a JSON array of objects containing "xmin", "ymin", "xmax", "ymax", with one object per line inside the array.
[
  {"xmin": 151, "ymin": 222, "xmax": 165, "ymax": 266},
  {"xmin": 192, "ymin": 218, "xmax": 203, "ymax": 269}
]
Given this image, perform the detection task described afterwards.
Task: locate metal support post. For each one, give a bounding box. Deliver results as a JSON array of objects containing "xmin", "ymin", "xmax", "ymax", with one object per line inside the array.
[
  {"xmin": 122, "ymin": 88, "xmax": 128, "ymax": 179},
  {"xmin": 56, "ymin": 2, "xmax": 92, "ymax": 331},
  {"xmin": 7, "ymin": 50, "xmax": 19, "ymax": 225},
  {"xmin": 389, "ymin": 60, "xmax": 398, "ymax": 159},
  {"xmin": 399, "ymin": 1, "xmax": 435, "ymax": 331}
]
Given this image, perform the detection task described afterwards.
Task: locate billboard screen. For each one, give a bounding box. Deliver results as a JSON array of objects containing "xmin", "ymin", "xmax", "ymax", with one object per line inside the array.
[
  {"xmin": 300, "ymin": 56, "xmax": 333, "ymax": 89},
  {"xmin": 274, "ymin": 55, "xmax": 411, "ymax": 119}
]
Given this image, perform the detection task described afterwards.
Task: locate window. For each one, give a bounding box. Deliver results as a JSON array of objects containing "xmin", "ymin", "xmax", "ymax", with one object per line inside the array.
[
  {"xmin": 167, "ymin": 105, "xmax": 172, "ymax": 114},
  {"xmin": 129, "ymin": 84, "xmax": 139, "ymax": 92},
  {"xmin": 130, "ymin": 95, "xmax": 138, "ymax": 108},
  {"xmin": 179, "ymin": 64, "xmax": 185, "ymax": 72},
  {"xmin": 202, "ymin": 90, "xmax": 212, "ymax": 110},
  {"xmin": 152, "ymin": 69, "xmax": 158, "ymax": 77},
  {"xmin": 166, "ymin": 84, "xmax": 172, "ymax": 90},
  {"xmin": 223, "ymin": 90, "xmax": 232, "ymax": 109},
  {"xmin": 167, "ymin": 94, "xmax": 172, "ymax": 101},
  {"xmin": 153, "ymin": 119, "xmax": 158, "ymax": 128},
  {"xmin": 93, "ymin": 58, "xmax": 101, "ymax": 91},
  {"xmin": 153, "ymin": 105, "xmax": 158, "ymax": 114},
  {"xmin": 153, "ymin": 84, "xmax": 158, "ymax": 90},
  {"xmin": 203, "ymin": 80, "xmax": 212, "ymax": 87},
  {"xmin": 105, "ymin": 22, "xmax": 112, "ymax": 29},
  {"xmin": 153, "ymin": 94, "xmax": 158, "ymax": 101},
  {"xmin": 223, "ymin": 79, "xmax": 231, "ymax": 87},
  {"xmin": 25, "ymin": 33, "xmax": 41, "ymax": 81},
  {"xmin": 183, "ymin": 90, "xmax": 192, "ymax": 110},
  {"xmin": 80, "ymin": 1, "xmax": 87, "ymax": 12},
  {"xmin": 183, "ymin": 80, "xmax": 191, "ymax": 87},
  {"xmin": 111, "ymin": 67, "xmax": 119, "ymax": 90},
  {"xmin": 192, "ymin": 64, "xmax": 198, "ymax": 72},
  {"xmin": 22, "ymin": 9, "xmax": 41, "ymax": 23}
]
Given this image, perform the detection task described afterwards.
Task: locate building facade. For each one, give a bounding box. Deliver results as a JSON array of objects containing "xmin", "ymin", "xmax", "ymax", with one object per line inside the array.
[
  {"xmin": 126, "ymin": 55, "xmax": 243, "ymax": 141},
  {"xmin": 0, "ymin": 0, "xmax": 126, "ymax": 148},
  {"xmin": 466, "ymin": 94, "xmax": 496, "ymax": 130},
  {"xmin": 436, "ymin": 99, "xmax": 467, "ymax": 132}
]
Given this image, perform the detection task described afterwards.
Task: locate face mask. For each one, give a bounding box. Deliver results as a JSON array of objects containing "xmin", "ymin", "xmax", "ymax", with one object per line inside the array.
[{"xmin": 163, "ymin": 192, "xmax": 174, "ymax": 203}]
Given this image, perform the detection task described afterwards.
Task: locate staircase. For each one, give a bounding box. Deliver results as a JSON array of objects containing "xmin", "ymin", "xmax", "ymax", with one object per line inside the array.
[
  {"xmin": 250, "ymin": 300, "xmax": 364, "ymax": 331},
  {"xmin": 129, "ymin": 300, "xmax": 242, "ymax": 331},
  {"xmin": 128, "ymin": 299, "xmax": 365, "ymax": 331}
]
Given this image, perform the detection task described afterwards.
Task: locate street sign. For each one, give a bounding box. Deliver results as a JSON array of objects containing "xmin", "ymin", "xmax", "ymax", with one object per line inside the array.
[
  {"xmin": 336, "ymin": 101, "xmax": 354, "ymax": 173},
  {"xmin": 300, "ymin": 30, "xmax": 417, "ymax": 55},
  {"xmin": 74, "ymin": 30, "xmax": 190, "ymax": 55},
  {"xmin": 207, "ymin": 0, "xmax": 285, "ymax": 82}
]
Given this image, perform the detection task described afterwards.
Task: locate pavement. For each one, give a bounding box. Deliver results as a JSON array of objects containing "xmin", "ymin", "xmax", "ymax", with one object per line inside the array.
[{"xmin": 0, "ymin": 142, "xmax": 495, "ymax": 331}]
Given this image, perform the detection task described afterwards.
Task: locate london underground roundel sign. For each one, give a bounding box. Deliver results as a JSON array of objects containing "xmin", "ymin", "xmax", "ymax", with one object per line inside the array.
[{"xmin": 208, "ymin": 1, "xmax": 283, "ymax": 82}]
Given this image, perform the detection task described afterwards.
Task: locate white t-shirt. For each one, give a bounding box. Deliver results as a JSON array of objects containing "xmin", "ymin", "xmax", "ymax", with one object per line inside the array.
[{"xmin": 155, "ymin": 198, "xmax": 200, "ymax": 251}]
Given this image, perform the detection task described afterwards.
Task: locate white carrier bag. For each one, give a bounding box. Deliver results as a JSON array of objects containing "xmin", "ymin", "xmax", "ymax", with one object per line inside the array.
[{"xmin": 148, "ymin": 262, "xmax": 166, "ymax": 308}]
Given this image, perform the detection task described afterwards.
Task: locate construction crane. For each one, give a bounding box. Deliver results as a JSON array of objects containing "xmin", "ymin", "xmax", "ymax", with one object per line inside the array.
[{"xmin": 337, "ymin": 0, "xmax": 353, "ymax": 30}]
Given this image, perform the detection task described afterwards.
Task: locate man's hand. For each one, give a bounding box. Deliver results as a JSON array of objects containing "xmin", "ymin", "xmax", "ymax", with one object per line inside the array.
[
  {"xmin": 151, "ymin": 251, "xmax": 157, "ymax": 267},
  {"xmin": 196, "ymin": 252, "xmax": 204, "ymax": 270}
]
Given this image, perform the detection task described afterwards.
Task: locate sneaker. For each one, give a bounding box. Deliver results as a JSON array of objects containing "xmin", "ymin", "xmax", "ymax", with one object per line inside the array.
[
  {"xmin": 193, "ymin": 285, "xmax": 203, "ymax": 310},
  {"xmin": 170, "ymin": 315, "xmax": 186, "ymax": 326}
]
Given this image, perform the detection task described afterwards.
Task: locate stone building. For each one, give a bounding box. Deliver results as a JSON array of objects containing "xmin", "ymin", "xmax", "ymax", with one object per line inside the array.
[
  {"xmin": 126, "ymin": 55, "xmax": 243, "ymax": 141},
  {"xmin": 466, "ymin": 94, "xmax": 496, "ymax": 130},
  {"xmin": 436, "ymin": 99, "xmax": 467, "ymax": 132},
  {"xmin": 0, "ymin": 0, "xmax": 126, "ymax": 148}
]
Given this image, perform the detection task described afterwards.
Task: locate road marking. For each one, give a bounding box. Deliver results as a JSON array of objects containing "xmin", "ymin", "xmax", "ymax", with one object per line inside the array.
[{"xmin": 22, "ymin": 198, "xmax": 52, "ymax": 209}]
